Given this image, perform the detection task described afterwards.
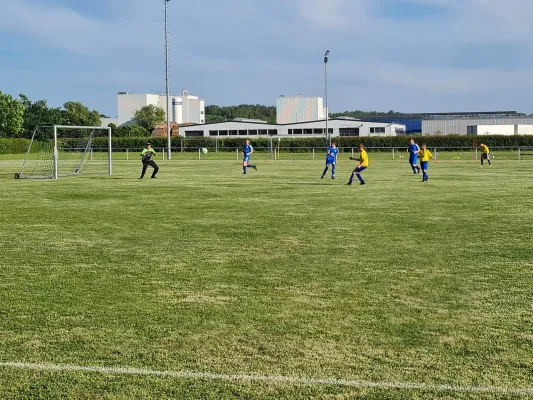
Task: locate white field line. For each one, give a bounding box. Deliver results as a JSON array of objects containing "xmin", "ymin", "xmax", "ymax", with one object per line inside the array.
[{"xmin": 0, "ymin": 361, "xmax": 532, "ymax": 395}]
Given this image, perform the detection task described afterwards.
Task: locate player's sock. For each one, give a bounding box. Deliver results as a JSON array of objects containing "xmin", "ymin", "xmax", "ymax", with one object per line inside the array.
[
  {"xmin": 243, "ymin": 166, "xmax": 247, "ymax": 174},
  {"xmin": 411, "ymin": 165, "xmax": 417, "ymax": 174},
  {"xmin": 347, "ymin": 173, "xmax": 354, "ymax": 185},
  {"xmin": 248, "ymin": 164, "xmax": 257, "ymax": 170},
  {"xmin": 356, "ymin": 173, "xmax": 364, "ymax": 184},
  {"xmin": 321, "ymin": 166, "xmax": 328, "ymax": 178},
  {"xmin": 332, "ymin": 164, "xmax": 336, "ymax": 177},
  {"xmin": 423, "ymin": 172, "xmax": 428, "ymax": 181},
  {"xmin": 488, "ymin": 159, "xmax": 492, "ymax": 166},
  {"xmin": 417, "ymin": 166, "xmax": 421, "ymax": 173}
]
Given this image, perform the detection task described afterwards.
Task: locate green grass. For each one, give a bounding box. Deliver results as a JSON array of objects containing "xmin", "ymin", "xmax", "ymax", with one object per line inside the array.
[{"xmin": 1, "ymin": 157, "xmax": 532, "ymax": 399}]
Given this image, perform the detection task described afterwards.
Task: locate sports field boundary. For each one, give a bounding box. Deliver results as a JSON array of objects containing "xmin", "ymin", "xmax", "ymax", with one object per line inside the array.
[{"xmin": 0, "ymin": 361, "xmax": 532, "ymax": 395}]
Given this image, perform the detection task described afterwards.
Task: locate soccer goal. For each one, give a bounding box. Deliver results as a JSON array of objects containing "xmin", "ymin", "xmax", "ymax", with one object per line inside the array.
[{"xmin": 15, "ymin": 125, "xmax": 112, "ymax": 179}]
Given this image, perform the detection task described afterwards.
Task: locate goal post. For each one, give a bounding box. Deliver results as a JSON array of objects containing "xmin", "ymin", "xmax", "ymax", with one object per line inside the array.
[{"xmin": 16, "ymin": 125, "xmax": 112, "ymax": 179}]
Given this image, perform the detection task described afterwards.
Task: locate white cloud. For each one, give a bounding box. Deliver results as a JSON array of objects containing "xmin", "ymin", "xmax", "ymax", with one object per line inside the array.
[
  {"xmin": 298, "ymin": 0, "xmax": 370, "ymax": 30},
  {"xmin": 0, "ymin": 0, "xmax": 161, "ymax": 56}
]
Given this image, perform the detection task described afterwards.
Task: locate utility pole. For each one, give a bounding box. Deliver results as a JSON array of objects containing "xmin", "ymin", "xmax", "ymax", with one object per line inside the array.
[
  {"xmin": 324, "ymin": 50, "xmax": 330, "ymax": 146},
  {"xmin": 164, "ymin": 0, "xmax": 172, "ymax": 159}
]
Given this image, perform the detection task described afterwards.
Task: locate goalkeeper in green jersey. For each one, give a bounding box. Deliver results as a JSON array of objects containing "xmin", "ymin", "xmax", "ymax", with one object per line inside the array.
[{"xmin": 140, "ymin": 142, "xmax": 159, "ymax": 179}]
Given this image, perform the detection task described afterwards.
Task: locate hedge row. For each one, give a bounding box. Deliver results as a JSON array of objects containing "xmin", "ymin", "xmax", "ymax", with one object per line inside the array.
[
  {"xmin": 3, "ymin": 135, "xmax": 533, "ymax": 154},
  {"xmin": 87, "ymin": 135, "xmax": 533, "ymax": 151},
  {"xmin": 0, "ymin": 138, "xmax": 33, "ymax": 154}
]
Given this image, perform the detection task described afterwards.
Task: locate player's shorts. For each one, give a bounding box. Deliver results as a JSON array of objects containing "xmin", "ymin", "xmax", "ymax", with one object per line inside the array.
[
  {"xmin": 482, "ymin": 153, "xmax": 489, "ymax": 160},
  {"xmin": 409, "ymin": 154, "xmax": 418, "ymax": 165},
  {"xmin": 243, "ymin": 155, "xmax": 251, "ymax": 162},
  {"xmin": 326, "ymin": 157, "xmax": 336, "ymax": 165},
  {"xmin": 421, "ymin": 161, "xmax": 429, "ymax": 170}
]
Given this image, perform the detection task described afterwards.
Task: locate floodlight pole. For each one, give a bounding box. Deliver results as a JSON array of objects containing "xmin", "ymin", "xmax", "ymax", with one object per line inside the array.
[
  {"xmin": 324, "ymin": 50, "xmax": 330, "ymax": 146},
  {"xmin": 164, "ymin": 0, "xmax": 172, "ymax": 159}
]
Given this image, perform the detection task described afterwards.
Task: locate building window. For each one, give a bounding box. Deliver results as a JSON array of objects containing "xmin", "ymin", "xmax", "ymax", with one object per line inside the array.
[
  {"xmin": 288, "ymin": 129, "xmax": 293, "ymax": 135},
  {"xmin": 371, "ymin": 127, "xmax": 385, "ymax": 133},
  {"xmin": 209, "ymin": 131, "xmax": 218, "ymax": 136},
  {"xmin": 304, "ymin": 129, "xmax": 313, "ymax": 134},
  {"xmin": 313, "ymin": 128, "xmax": 324, "ymax": 134},
  {"xmin": 328, "ymin": 128, "xmax": 333, "ymax": 134},
  {"xmin": 259, "ymin": 130, "xmax": 267, "ymax": 135},
  {"xmin": 293, "ymin": 129, "xmax": 303, "ymax": 134},
  {"xmin": 248, "ymin": 130, "xmax": 258, "ymax": 135},
  {"xmin": 238, "ymin": 130, "xmax": 247, "ymax": 135},
  {"xmin": 229, "ymin": 130, "xmax": 238, "ymax": 135},
  {"xmin": 184, "ymin": 130, "xmax": 204, "ymax": 137},
  {"xmin": 339, "ymin": 128, "xmax": 359, "ymax": 137},
  {"xmin": 219, "ymin": 130, "xmax": 228, "ymax": 136},
  {"xmin": 268, "ymin": 130, "xmax": 278, "ymax": 135}
]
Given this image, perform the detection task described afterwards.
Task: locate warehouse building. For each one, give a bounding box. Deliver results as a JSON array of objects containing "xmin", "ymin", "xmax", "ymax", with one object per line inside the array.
[
  {"xmin": 467, "ymin": 125, "xmax": 533, "ymax": 136},
  {"xmin": 117, "ymin": 90, "xmax": 205, "ymax": 126},
  {"xmin": 276, "ymin": 96, "xmax": 326, "ymax": 124},
  {"xmin": 179, "ymin": 118, "xmax": 405, "ymax": 138},
  {"xmin": 421, "ymin": 112, "xmax": 533, "ymax": 135}
]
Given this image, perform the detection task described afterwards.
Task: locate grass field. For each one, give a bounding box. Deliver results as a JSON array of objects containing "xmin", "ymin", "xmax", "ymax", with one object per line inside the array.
[{"xmin": 1, "ymin": 156, "xmax": 532, "ymax": 399}]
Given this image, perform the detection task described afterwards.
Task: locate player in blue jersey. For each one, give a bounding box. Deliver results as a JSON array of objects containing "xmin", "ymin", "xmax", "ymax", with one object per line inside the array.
[
  {"xmin": 242, "ymin": 140, "xmax": 257, "ymax": 174},
  {"xmin": 321, "ymin": 141, "xmax": 339, "ymax": 179},
  {"xmin": 408, "ymin": 138, "xmax": 421, "ymax": 174}
]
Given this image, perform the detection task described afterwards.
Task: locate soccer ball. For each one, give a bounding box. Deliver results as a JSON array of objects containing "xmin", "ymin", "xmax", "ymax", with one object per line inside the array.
[{"xmin": 201, "ymin": 148, "xmax": 208, "ymax": 155}]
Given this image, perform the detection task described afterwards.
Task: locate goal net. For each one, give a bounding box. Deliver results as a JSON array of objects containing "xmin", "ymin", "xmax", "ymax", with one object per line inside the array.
[{"xmin": 16, "ymin": 125, "xmax": 112, "ymax": 179}]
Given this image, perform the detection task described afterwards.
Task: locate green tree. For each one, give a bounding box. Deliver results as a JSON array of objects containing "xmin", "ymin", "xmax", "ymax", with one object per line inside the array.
[
  {"xmin": 62, "ymin": 101, "xmax": 101, "ymax": 127},
  {"xmin": 205, "ymin": 104, "xmax": 276, "ymax": 124},
  {"xmin": 0, "ymin": 90, "xmax": 24, "ymax": 137},
  {"xmin": 205, "ymin": 115, "xmax": 226, "ymax": 124},
  {"xmin": 132, "ymin": 105, "xmax": 165, "ymax": 131},
  {"xmin": 114, "ymin": 125, "xmax": 150, "ymax": 137},
  {"xmin": 19, "ymin": 94, "xmax": 64, "ymax": 137}
]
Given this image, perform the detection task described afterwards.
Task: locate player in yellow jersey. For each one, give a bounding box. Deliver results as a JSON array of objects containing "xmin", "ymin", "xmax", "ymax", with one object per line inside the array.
[
  {"xmin": 480, "ymin": 143, "xmax": 492, "ymax": 167},
  {"xmin": 418, "ymin": 144, "xmax": 437, "ymax": 182},
  {"xmin": 347, "ymin": 144, "xmax": 369, "ymax": 185}
]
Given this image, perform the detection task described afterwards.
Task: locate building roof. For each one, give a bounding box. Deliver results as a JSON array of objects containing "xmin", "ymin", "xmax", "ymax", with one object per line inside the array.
[{"xmin": 183, "ymin": 118, "xmax": 402, "ymax": 129}]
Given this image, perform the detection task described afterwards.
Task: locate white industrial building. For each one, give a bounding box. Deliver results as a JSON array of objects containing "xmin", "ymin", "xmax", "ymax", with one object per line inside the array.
[
  {"xmin": 276, "ymin": 96, "xmax": 326, "ymax": 124},
  {"xmin": 100, "ymin": 117, "xmax": 118, "ymax": 127},
  {"xmin": 179, "ymin": 118, "xmax": 405, "ymax": 138},
  {"xmin": 117, "ymin": 90, "xmax": 205, "ymax": 126},
  {"xmin": 467, "ymin": 125, "xmax": 533, "ymax": 136},
  {"xmin": 422, "ymin": 116, "xmax": 533, "ymax": 135}
]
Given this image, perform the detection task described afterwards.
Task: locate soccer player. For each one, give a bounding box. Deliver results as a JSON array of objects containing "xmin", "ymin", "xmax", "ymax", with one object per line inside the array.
[
  {"xmin": 418, "ymin": 144, "xmax": 437, "ymax": 182},
  {"xmin": 242, "ymin": 139, "xmax": 257, "ymax": 174},
  {"xmin": 347, "ymin": 143, "xmax": 369, "ymax": 185},
  {"xmin": 480, "ymin": 143, "xmax": 492, "ymax": 167},
  {"xmin": 139, "ymin": 142, "xmax": 159, "ymax": 179},
  {"xmin": 321, "ymin": 141, "xmax": 339, "ymax": 179},
  {"xmin": 408, "ymin": 138, "xmax": 421, "ymax": 174}
]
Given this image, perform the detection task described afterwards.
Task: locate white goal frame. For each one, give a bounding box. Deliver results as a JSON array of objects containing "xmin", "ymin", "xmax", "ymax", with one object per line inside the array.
[
  {"xmin": 51, "ymin": 125, "xmax": 112, "ymax": 179},
  {"xmin": 17, "ymin": 125, "xmax": 112, "ymax": 180}
]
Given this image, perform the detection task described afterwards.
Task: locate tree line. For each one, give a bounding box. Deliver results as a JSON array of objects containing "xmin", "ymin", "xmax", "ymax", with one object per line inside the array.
[
  {"xmin": 0, "ymin": 91, "xmax": 102, "ymax": 138},
  {"xmin": 205, "ymin": 104, "xmax": 277, "ymax": 124},
  {"xmin": 1, "ymin": 88, "xmax": 410, "ymax": 139}
]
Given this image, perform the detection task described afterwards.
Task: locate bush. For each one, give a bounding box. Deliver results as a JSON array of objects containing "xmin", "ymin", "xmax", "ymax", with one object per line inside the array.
[
  {"xmin": 0, "ymin": 138, "xmax": 32, "ymax": 154},
  {"xmin": 2, "ymin": 135, "xmax": 533, "ymax": 155}
]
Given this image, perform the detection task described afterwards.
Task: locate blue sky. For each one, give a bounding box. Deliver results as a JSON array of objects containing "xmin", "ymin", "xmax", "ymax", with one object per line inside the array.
[{"xmin": 1, "ymin": 0, "xmax": 533, "ymax": 116}]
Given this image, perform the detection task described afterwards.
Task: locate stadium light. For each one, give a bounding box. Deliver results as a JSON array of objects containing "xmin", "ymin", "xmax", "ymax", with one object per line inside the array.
[
  {"xmin": 324, "ymin": 50, "xmax": 330, "ymax": 146},
  {"xmin": 164, "ymin": 0, "xmax": 172, "ymax": 159}
]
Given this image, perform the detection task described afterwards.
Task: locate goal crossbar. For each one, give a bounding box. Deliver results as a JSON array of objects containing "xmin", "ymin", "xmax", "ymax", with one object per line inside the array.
[
  {"xmin": 52, "ymin": 125, "xmax": 112, "ymax": 179},
  {"xmin": 17, "ymin": 125, "xmax": 112, "ymax": 180}
]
